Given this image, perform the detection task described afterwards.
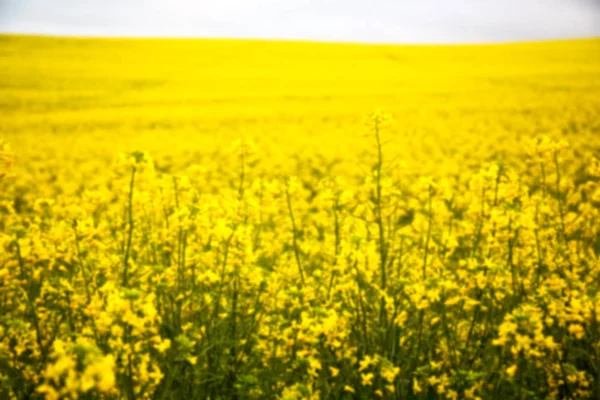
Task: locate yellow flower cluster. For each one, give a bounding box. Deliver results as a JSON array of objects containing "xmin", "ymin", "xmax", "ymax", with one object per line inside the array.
[
  {"xmin": 1, "ymin": 36, "xmax": 599, "ymax": 399},
  {"xmin": 37, "ymin": 338, "xmax": 116, "ymax": 400}
]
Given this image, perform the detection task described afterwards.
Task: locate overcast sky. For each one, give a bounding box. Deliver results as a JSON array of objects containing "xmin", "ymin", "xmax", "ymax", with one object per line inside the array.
[{"xmin": 0, "ymin": 0, "xmax": 599, "ymax": 43}]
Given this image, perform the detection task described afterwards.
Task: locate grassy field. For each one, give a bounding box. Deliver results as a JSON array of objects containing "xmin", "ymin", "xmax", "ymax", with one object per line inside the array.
[{"xmin": 1, "ymin": 35, "xmax": 600, "ymax": 399}]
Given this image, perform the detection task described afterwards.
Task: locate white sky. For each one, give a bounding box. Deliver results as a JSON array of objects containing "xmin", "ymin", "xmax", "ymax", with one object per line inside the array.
[{"xmin": 0, "ymin": 0, "xmax": 599, "ymax": 43}]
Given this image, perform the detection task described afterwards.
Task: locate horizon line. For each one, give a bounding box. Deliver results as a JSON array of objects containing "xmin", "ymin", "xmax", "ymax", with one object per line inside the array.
[{"xmin": 1, "ymin": 32, "xmax": 599, "ymax": 47}]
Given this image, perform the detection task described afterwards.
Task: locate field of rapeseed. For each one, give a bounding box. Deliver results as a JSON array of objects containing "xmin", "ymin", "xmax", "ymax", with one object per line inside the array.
[{"xmin": 1, "ymin": 35, "xmax": 600, "ymax": 399}]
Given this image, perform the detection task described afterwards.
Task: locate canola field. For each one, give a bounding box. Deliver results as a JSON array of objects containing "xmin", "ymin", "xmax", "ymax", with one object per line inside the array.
[{"xmin": 1, "ymin": 35, "xmax": 600, "ymax": 399}]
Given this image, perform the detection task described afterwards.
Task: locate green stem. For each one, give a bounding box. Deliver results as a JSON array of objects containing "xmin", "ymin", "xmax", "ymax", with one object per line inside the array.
[
  {"xmin": 123, "ymin": 166, "xmax": 136, "ymax": 287},
  {"xmin": 286, "ymin": 184, "xmax": 306, "ymax": 287}
]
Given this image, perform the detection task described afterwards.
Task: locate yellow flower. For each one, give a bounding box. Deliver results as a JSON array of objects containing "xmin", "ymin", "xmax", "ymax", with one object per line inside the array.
[
  {"xmin": 568, "ymin": 324, "xmax": 585, "ymax": 339},
  {"xmin": 37, "ymin": 384, "xmax": 59, "ymax": 400},
  {"xmin": 329, "ymin": 366, "xmax": 340, "ymax": 377},
  {"xmin": 187, "ymin": 356, "xmax": 198, "ymax": 365},
  {"xmin": 149, "ymin": 365, "xmax": 165, "ymax": 385},
  {"xmin": 154, "ymin": 338, "xmax": 171, "ymax": 354},
  {"xmin": 506, "ymin": 364, "xmax": 518, "ymax": 377},
  {"xmin": 430, "ymin": 360, "xmax": 442, "ymax": 371},
  {"xmin": 359, "ymin": 355, "xmax": 375, "ymax": 372},
  {"xmin": 361, "ymin": 372, "xmax": 374, "ymax": 386},
  {"xmin": 444, "ymin": 296, "xmax": 461, "ymax": 306},
  {"xmin": 381, "ymin": 365, "xmax": 400, "ymax": 383},
  {"xmin": 413, "ymin": 378, "xmax": 422, "ymax": 394}
]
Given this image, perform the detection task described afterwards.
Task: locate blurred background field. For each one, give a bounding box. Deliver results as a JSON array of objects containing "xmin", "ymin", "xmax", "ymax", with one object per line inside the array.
[{"xmin": 1, "ymin": 35, "xmax": 599, "ymax": 189}]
